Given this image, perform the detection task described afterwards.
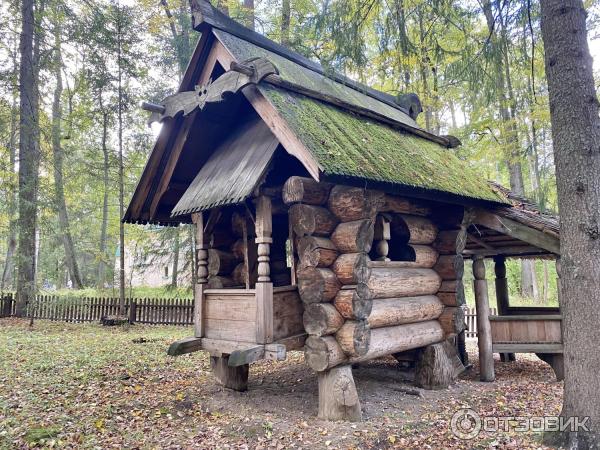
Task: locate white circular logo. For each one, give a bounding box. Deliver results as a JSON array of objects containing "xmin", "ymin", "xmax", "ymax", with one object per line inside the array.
[{"xmin": 450, "ymin": 408, "xmax": 481, "ymax": 440}]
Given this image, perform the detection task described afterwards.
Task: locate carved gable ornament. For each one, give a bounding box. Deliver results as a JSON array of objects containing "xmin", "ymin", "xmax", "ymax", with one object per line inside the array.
[{"xmin": 142, "ymin": 57, "xmax": 279, "ymax": 124}]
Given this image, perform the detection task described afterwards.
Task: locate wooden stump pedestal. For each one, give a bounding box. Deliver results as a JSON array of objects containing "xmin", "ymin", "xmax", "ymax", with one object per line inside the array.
[
  {"xmin": 210, "ymin": 356, "xmax": 249, "ymax": 391},
  {"xmin": 317, "ymin": 365, "xmax": 362, "ymax": 421}
]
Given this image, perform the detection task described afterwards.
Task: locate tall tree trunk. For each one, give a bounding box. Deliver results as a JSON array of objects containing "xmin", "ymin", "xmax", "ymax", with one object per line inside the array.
[
  {"xmin": 448, "ymin": 100, "xmax": 457, "ymax": 130},
  {"xmin": 417, "ymin": 7, "xmax": 432, "ymax": 132},
  {"xmin": 116, "ymin": 5, "xmax": 126, "ymax": 315},
  {"xmin": 51, "ymin": 24, "xmax": 83, "ymax": 290},
  {"xmin": 178, "ymin": 0, "xmax": 191, "ymax": 66},
  {"xmin": 16, "ymin": 0, "xmax": 39, "ymax": 317},
  {"xmin": 243, "ymin": 0, "xmax": 254, "ymax": 30},
  {"xmin": 1, "ymin": 56, "xmax": 19, "ymax": 291},
  {"xmin": 97, "ymin": 108, "xmax": 109, "ymax": 289},
  {"xmin": 483, "ymin": 0, "xmax": 537, "ymax": 300},
  {"xmin": 540, "ymin": 1, "xmax": 600, "ymax": 446},
  {"xmin": 170, "ymin": 227, "xmax": 180, "ymax": 288},
  {"xmin": 281, "ymin": 0, "xmax": 290, "ymax": 45}
]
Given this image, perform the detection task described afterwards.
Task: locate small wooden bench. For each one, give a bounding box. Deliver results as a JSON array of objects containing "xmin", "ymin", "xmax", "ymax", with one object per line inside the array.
[{"xmin": 489, "ymin": 314, "xmax": 564, "ymax": 380}]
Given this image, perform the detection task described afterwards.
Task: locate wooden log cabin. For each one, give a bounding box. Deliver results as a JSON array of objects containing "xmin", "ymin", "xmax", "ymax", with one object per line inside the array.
[{"xmin": 124, "ymin": 0, "xmax": 563, "ymax": 420}]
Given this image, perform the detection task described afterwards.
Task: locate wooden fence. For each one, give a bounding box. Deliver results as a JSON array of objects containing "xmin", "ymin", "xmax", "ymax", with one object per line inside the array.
[
  {"xmin": 1, "ymin": 293, "xmax": 492, "ymax": 333},
  {"xmin": 465, "ymin": 307, "xmax": 497, "ymax": 338},
  {"xmin": 0, "ymin": 292, "xmax": 194, "ymax": 325}
]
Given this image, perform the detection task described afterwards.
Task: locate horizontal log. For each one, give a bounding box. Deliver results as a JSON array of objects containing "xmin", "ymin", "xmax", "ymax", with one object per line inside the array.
[
  {"xmin": 398, "ymin": 215, "xmax": 438, "ymax": 245},
  {"xmin": 368, "ymin": 267, "xmax": 441, "ymax": 298},
  {"xmin": 297, "ymin": 236, "xmax": 338, "ymax": 269},
  {"xmin": 433, "ymin": 254, "xmax": 465, "ymax": 280},
  {"xmin": 336, "ymin": 320, "xmax": 370, "ymax": 357},
  {"xmin": 438, "ymin": 306, "xmax": 466, "ymax": 336},
  {"xmin": 411, "ymin": 245, "xmax": 439, "ymax": 268},
  {"xmin": 207, "ymin": 276, "xmax": 238, "ymax": 289},
  {"xmin": 439, "ymin": 280, "xmax": 457, "ymax": 292},
  {"xmin": 328, "ymin": 185, "xmax": 384, "ymax": 222},
  {"xmin": 289, "ymin": 204, "xmax": 338, "ymax": 236},
  {"xmin": 331, "ymin": 219, "xmax": 374, "ymax": 253},
  {"xmin": 303, "ymin": 303, "xmax": 345, "ymax": 336},
  {"xmin": 350, "ymin": 320, "xmax": 445, "ymax": 363},
  {"xmin": 208, "ymin": 249, "xmax": 240, "ymax": 276},
  {"xmin": 433, "ymin": 230, "xmax": 461, "ymax": 254},
  {"xmin": 380, "ymin": 194, "xmax": 431, "ymax": 216},
  {"xmin": 333, "ymin": 283, "xmax": 373, "ymax": 320},
  {"xmin": 332, "ymin": 252, "xmax": 371, "ymax": 285},
  {"xmin": 297, "ymin": 267, "xmax": 340, "ymax": 304},
  {"xmin": 282, "ymin": 176, "xmax": 332, "ymax": 205},
  {"xmin": 438, "ymin": 292, "xmax": 463, "ymax": 306},
  {"xmin": 381, "ymin": 195, "xmax": 432, "ymax": 216},
  {"xmin": 304, "ymin": 335, "xmax": 348, "ymax": 372},
  {"xmin": 368, "ymin": 295, "xmax": 444, "ymax": 328}
]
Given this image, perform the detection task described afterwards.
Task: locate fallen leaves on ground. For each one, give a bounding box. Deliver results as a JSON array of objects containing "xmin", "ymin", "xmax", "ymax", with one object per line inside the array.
[{"xmin": 0, "ymin": 318, "xmax": 562, "ymax": 449}]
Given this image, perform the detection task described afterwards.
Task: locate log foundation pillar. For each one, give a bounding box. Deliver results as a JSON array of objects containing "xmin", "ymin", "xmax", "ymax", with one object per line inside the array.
[
  {"xmin": 537, "ymin": 353, "xmax": 564, "ymax": 381},
  {"xmin": 210, "ymin": 356, "xmax": 249, "ymax": 391},
  {"xmin": 317, "ymin": 365, "xmax": 362, "ymax": 421},
  {"xmin": 473, "ymin": 256, "xmax": 495, "ymax": 381},
  {"xmin": 414, "ymin": 342, "xmax": 454, "ymax": 389}
]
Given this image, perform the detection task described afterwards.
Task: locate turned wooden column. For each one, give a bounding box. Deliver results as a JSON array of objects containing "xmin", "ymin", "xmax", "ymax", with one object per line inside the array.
[
  {"xmin": 493, "ymin": 255, "xmax": 515, "ymax": 362},
  {"xmin": 373, "ymin": 215, "xmax": 390, "ymax": 261},
  {"xmin": 255, "ymin": 195, "xmax": 274, "ymax": 344},
  {"xmin": 473, "ymin": 256, "xmax": 495, "ymax": 381},
  {"xmin": 192, "ymin": 212, "xmax": 208, "ymax": 338}
]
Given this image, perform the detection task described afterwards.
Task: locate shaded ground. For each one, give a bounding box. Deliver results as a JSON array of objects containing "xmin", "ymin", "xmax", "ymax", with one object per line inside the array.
[{"xmin": 0, "ymin": 319, "xmax": 562, "ymax": 449}]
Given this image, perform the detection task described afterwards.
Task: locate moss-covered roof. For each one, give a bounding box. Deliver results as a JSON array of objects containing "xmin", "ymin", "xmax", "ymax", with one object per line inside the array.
[
  {"xmin": 214, "ymin": 30, "xmax": 419, "ymax": 132},
  {"xmin": 260, "ymin": 84, "xmax": 506, "ymax": 204}
]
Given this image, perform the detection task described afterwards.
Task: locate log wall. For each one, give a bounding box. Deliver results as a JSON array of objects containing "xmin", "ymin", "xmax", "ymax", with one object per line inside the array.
[{"xmin": 285, "ymin": 177, "xmax": 457, "ymax": 372}]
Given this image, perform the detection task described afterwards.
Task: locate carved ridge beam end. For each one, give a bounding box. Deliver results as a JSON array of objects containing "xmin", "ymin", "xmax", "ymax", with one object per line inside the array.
[{"xmin": 142, "ymin": 57, "xmax": 278, "ymax": 125}]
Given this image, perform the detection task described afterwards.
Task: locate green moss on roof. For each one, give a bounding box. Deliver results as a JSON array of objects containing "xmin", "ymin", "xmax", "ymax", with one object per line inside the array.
[
  {"xmin": 214, "ymin": 30, "xmax": 419, "ymax": 130},
  {"xmin": 260, "ymin": 84, "xmax": 506, "ymax": 204}
]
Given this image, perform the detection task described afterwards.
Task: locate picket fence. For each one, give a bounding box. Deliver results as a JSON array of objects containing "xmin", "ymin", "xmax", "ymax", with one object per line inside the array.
[
  {"xmin": 0, "ymin": 292, "xmax": 193, "ymax": 325},
  {"xmin": 1, "ymin": 292, "xmax": 493, "ymax": 334}
]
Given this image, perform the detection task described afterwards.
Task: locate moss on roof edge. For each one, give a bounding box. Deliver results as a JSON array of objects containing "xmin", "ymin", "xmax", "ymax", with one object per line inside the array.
[{"xmin": 260, "ymin": 84, "xmax": 508, "ymax": 204}]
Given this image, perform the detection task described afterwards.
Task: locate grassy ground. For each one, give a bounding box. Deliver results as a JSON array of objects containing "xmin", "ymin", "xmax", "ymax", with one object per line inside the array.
[{"xmin": 0, "ymin": 319, "xmax": 562, "ymax": 449}]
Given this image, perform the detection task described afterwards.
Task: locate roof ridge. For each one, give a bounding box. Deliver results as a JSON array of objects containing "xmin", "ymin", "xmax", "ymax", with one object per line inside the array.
[{"xmin": 189, "ymin": 0, "xmax": 411, "ymax": 116}]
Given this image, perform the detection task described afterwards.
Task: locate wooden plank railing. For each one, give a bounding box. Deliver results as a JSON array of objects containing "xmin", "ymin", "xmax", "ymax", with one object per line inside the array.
[
  {"xmin": 465, "ymin": 307, "xmax": 497, "ymax": 338},
  {"xmin": 0, "ymin": 292, "xmax": 194, "ymax": 325}
]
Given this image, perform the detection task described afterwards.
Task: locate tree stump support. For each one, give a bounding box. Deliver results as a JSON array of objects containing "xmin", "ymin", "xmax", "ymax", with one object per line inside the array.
[
  {"xmin": 210, "ymin": 356, "xmax": 249, "ymax": 391},
  {"xmin": 317, "ymin": 365, "xmax": 362, "ymax": 421},
  {"xmin": 414, "ymin": 341, "xmax": 455, "ymax": 389},
  {"xmin": 537, "ymin": 353, "xmax": 565, "ymax": 381}
]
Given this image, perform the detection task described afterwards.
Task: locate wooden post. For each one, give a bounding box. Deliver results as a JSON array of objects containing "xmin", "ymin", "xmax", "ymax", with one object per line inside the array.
[
  {"xmin": 317, "ymin": 365, "xmax": 362, "ymax": 421},
  {"xmin": 494, "ymin": 255, "xmax": 515, "ymax": 362},
  {"xmin": 192, "ymin": 212, "xmax": 207, "ymax": 338},
  {"xmin": 473, "ymin": 256, "xmax": 495, "ymax": 382},
  {"xmin": 128, "ymin": 301, "xmax": 137, "ymax": 324},
  {"xmin": 255, "ymin": 195, "xmax": 274, "ymax": 344},
  {"xmin": 210, "ymin": 356, "xmax": 249, "ymax": 391},
  {"xmin": 373, "ymin": 215, "xmax": 390, "ymax": 261}
]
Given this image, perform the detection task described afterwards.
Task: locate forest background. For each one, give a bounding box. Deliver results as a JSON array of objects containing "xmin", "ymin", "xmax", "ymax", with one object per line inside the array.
[{"xmin": 1, "ymin": 0, "xmax": 598, "ymax": 306}]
